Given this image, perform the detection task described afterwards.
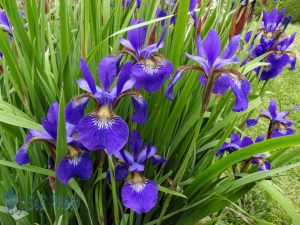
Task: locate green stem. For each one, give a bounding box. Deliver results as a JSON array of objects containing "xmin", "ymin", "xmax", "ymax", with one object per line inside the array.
[
  {"xmin": 108, "ymin": 155, "xmax": 120, "ymax": 225},
  {"xmin": 157, "ymin": 194, "xmax": 172, "ymax": 225},
  {"xmin": 129, "ymin": 210, "xmax": 135, "ymax": 225},
  {"xmin": 157, "ymin": 116, "xmax": 203, "ymax": 225}
]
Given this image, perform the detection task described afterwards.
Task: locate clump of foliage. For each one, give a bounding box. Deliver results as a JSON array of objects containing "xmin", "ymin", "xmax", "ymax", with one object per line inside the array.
[{"xmin": 0, "ymin": 0, "xmax": 299, "ymax": 225}]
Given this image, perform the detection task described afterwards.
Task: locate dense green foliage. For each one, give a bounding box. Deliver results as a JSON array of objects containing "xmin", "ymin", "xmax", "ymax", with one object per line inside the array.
[{"xmin": 0, "ymin": 0, "xmax": 299, "ymax": 225}]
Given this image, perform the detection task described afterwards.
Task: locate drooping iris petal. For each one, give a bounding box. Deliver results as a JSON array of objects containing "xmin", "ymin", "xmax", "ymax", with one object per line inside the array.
[
  {"xmin": 131, "ymin": 59, "xmax": 172, "ymax": 92},
  {"xmin": 130, "ymin": 95, "xmax": 147, "ymax": 124},
  {"xmin": 213, "ymin": 74, "xmax": 230, "ymax": 94},
  {"xmin": 121, "ymin": 180, "xmax": 158, "ymax": 214},
  {"xmin": 216, "ymin": 142, "xmax": 240, "ymax": 156},
  {"xmin": 129, "ymin": 130, "xmax": 143, "ymax": 159},
  {"xmin": 0, "ymin": 11, "xmax": 11, "ymax": 31},
  {"xmin": 189, "ymin": 0, "xmax": 198, "ymax": 11},
  {"xmin": 106, "ymin": 163, "xmax": 129, "ymax": 182},
  {"xmin": 128, "ymin": 18, "xmax": 147, "ymax": 54},
  {"xmin": 271, "ymin": 128, "xmax": 294, "ymax": 138},
  {"xmin": 246, "ymin": 118, "xmax": 258, "ymax": 127},
  {"xmin": 65, "ymin": 97, "xmax": 89, "ymax": 125},
  {"xmin": 289, "ymin": 56, "xmax": 296, "ymax": 71},
  {"xmin": 240, "ymin": 136, "xmax": 254, "ymax": 148},
  {"xmin": 156, "ymin": 8, "xmax": 167, "ymax": 25},
  {"xmin": 56, "ymin": 152, "xmax": 92, "ymax": 184},
  {"xmin": 255, "ymin": 134, "xmax": 266, "ymax": 142},
  {"xmin": 203, "ymin": 30, "xmax": 221, "ymax": 67},
  {"xmin": 166, "ymin": 70, "xmax": 185, "ymax": 100},
  {"xmin": 15, "ymin": 145, "xmax": 30, "ymax": 165},
  {"xmin": 227, "ymin": 76, "xmax": 251, "ymax": 112},
  {"xmin": 78, "ymin": 114, "xmax": 129, "ymax": 155},
  {"xmin": 259, "ymin": 161, "xmax": 271, "ymax": 171},
  {"xmin": 98, "ymin": 55, "xmax": 118, "ymax": 91},
  {"xmin": 152, "ymin": 155, "xmax": 167, "ymax": 165},
  {"xmin": 80, "ymin": 58, "xmax": 97, "ymax": 93}
]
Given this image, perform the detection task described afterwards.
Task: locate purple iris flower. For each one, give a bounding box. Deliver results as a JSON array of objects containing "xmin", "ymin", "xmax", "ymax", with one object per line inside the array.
[
  {"xmin": 119, "ymin": 18, "xmax": 174, "ymax": 92},
  {"xmin": 246, "ymin": 99, "xmax": 298, "ymax": 138},
  {"xmin": 70, "ymin": 56, "xmax": 147, "ymax": 155},
  {"xmin": 0, "ymin": 11, "xmax": 12, "ymax": 58},
  {"xmin": 248, "ymin": 9, "xmax": 296, "ymax": 80},
  {"xmin": 156, "ymin": 0, "xmax": 198, "ymax": 26},
  {"xmin": 122, "ymin": 0, "xmax": 141, "ymax": 8},
  {"xmin": 259, "ymin": 33, "xmax": 297, "ymax": 80},
  {"xmin": 166, "ymin": 29, "xmax": 251, "ymax": 112},
  {"xmin": 260, "ymin": 9, "xmax": 288, "ymax": 48},
  {"xmin": 217, "ymin": 133, "xmax": 270, "ymax": 172},
  {"xmin": 107, "ymin": 130, "xmax": 167, "ymax": 214},
  {"xmin": 0, "ymin": 11, "xmax": 13, "ymax": 34},
  {"xmin": 15, "ymin": 102, "xmax": 92, "ymax": 184}
]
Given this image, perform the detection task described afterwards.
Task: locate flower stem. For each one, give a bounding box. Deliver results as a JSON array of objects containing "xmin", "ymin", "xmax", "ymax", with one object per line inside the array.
[
  {"xmin": 157, "ymin": 116, "xmax": 203, "ymax": 225},
  {"xmin": 108, "ymin": 155, "xmax": 120, "ymax": 225},
  {"xmin": 129, "ymin": 210, "xmax": 135, "ymax": 225}
]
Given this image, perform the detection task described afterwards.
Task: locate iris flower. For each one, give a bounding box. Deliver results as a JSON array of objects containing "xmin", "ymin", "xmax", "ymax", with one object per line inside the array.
[
  {"xmin": 119, "ymin": 18, "xmax": 173, "ymax": 92},
  {"xmin": 247, "ymin": 99, "xmax": 298, "ymax": 138},
  {"xmin": 216, "ymin": 133, "xmax": 270, "ymax": 172},
  {"xmin": 69, "ymin": 56, "xmax": 147, "ymax": 155},
  {"xmin": 260, "ymin": 9, "xmax": 290, "ymax": 48},
  {"xmin": 156, "ymin": 0, "xmax": 199, "ymax": 26},
  {"xmin": 248, "ymin": 9, "xmax": 296, "ymax": 80},
  {"xmin": 0, "ymin": 11, "xmax": 12, "ymax": 58},
  {"xmin": 166, "ymin": 29, "xmax": 251, "ymax": 112},
  {"xmin": 107, "ymin": 130, "xmax": 167, "ymax": 214},
  {"xmin": 122, "ymin": 0, "xmax": 141, "ymax": 8},
  {"xmin": 15, "ymin": 102, "xmax": 92, "ymax": 184},
  {"xmin": 258, "ymin": 33, "xmax": 297, "ymax": 80}
]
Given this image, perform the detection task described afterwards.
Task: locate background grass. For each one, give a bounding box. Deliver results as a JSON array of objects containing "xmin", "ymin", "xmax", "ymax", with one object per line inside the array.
[{"xmin": 223, "ymin": 24, "xmax": 300, "ymax": 224}]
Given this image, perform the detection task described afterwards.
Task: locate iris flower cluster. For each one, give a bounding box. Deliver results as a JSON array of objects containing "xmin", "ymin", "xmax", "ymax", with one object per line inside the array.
[
  {"xmin": 216, "ymin": 133, "xmax": 271, "ymax": 172},
  {"xmin": 248, "ymin": 8, "xmax": 297, "ymax": 80},
  {"xmin": 16, "ymin": 19, "xmax": 172, "ymax": 213},
  {"xmin": 217, "ymin": 99, "xmax": 298, "ymax": 174},
  {"xmin": 13, "ymin": 5, "xmax": 296, "ymax": 214}
]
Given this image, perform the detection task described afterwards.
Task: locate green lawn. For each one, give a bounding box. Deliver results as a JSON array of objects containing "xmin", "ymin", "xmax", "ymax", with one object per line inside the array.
[{"xmin": 223, "ymin": 25, "xmax": 300, "ymax": 224}]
